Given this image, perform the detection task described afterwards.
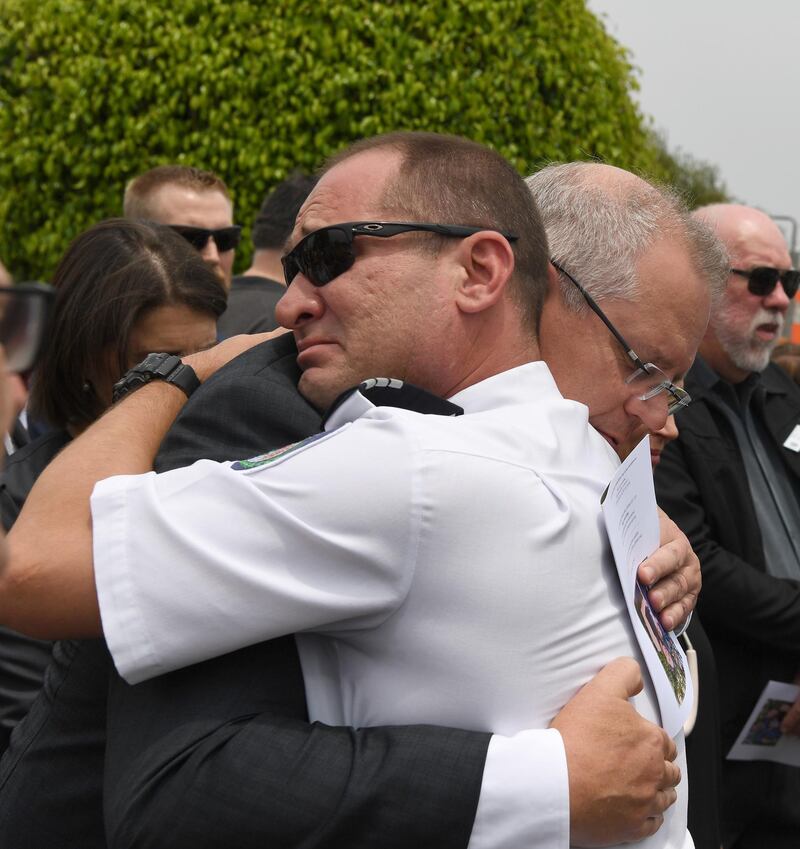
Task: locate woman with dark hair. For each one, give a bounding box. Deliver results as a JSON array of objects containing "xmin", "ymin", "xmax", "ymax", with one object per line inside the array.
[
  {"xmin": 0, "ymin": 218, "xmax": 226, "ymax": 756},
  {"xmin": 29, "ymin": 217, "xmax": 225, "ymax": 434}
]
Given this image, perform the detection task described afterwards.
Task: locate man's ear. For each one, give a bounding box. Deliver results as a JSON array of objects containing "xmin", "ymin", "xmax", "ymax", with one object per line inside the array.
[{"xmin": 453, "ymin": 232, "xmax": 516, "ymax": 314}]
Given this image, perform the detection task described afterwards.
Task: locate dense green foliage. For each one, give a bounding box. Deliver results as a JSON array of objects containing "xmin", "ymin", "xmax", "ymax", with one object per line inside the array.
[{"xmin": 0, "ymin": 0, "xmax": 723, "ymax": 279}]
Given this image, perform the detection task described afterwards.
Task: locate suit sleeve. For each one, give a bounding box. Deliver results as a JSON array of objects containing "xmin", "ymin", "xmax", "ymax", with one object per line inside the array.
[
  {"xmin": 655, "ymin": 436, "xmax": 800, "ymax": 653},
  {"xmin": 103, "ymin": 352, "xmax": 491, "ymax": 849},
  {"xmin": 153, "ymin": 375, "xmax": 321, "ymax": 472}
]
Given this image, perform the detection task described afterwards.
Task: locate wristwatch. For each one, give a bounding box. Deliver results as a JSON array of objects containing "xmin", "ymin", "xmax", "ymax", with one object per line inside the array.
[{"xmin": 111, "ymin": 352, "xmax": 200, "ymax": 404}]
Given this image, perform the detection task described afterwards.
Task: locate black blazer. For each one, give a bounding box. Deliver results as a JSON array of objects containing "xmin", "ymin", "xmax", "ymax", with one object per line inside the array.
[
  {"xmin": 0, "ymin": 430, "xmax": 111, "ymax": 849},
  {"xmin": 655, "ymin": 360, "xmax": 800, "ymax": 750},
  {"xmin": 0, "ymin": 334, "xmax": 489, "ymax": 849},
  {"xmin": 0, "ymin": 430, "xmax": 70, "ymax": 753}
]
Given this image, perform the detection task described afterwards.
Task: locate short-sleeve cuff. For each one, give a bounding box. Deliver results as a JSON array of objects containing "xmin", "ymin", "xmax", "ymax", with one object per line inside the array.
[
  {"xmin": 467, "ymin": 728, "xmax": 569, "ymax": 849},
  {"xmin": 92, "ymin": 473, "xmax": 162, "ymax": 684}
]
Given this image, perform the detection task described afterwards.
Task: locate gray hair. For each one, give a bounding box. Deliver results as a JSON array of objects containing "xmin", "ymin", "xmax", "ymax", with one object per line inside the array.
[{"xmin": 525, "ymin": 162, "xmax": 728, "ymax": 312}]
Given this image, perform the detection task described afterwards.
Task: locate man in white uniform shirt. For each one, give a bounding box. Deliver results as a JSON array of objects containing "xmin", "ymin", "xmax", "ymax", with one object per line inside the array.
[{"xmin": 2, "ymin": 134, "xmax": 725, "ymax": 847}]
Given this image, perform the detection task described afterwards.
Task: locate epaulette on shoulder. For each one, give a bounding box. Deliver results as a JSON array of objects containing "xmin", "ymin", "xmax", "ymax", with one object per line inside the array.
[{"xmin": 323, "ymin": 377, "xmax": 463, "ymax": 430}]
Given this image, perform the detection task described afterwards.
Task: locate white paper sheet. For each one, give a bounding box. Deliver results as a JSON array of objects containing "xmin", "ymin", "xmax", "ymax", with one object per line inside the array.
[
  {"xmin": 727, "ymin": 680, "xmax": 800, "ymax": 765},
  {"xmin": 602, "ymin": 435, "xmax": 694, "ymax": 738}
]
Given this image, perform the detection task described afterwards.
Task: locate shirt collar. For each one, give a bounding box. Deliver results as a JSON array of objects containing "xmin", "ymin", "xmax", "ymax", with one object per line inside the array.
[
  {"xmin": 449, "ymin": 361, "xmax": 559, "ymax": 413},
  {"xmin": 324, "ymin": 361, "xmax": 561, "ymax": 430}
]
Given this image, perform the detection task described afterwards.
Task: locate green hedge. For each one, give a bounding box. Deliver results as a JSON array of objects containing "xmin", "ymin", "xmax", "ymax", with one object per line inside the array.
[{"xmin": 0, "ymin": 0, "xmax": 694, "ymax": 279}]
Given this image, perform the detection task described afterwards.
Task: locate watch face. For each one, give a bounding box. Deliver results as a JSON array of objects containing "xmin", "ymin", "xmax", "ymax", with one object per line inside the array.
[
  {"xmin": 142, "ymin": 352, "xmax": 172, "ymax": 371},
  {"xmin": 141, "ymin": 353, "xmax": 160, "ymax": 366},
  {"xmin": 112, "ymin": 353, "xmax": 168, "ymax": 403}
]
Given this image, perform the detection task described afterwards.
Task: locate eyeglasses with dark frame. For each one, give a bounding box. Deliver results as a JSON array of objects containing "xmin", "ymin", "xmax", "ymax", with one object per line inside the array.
[
  {"xmin": 551, "ymin": 261, "xmax": 691, "ymax": 415},
  {"xmin": 281, "ymin": 221, "xmax": 519, "ymax": 287},
  {"xmin": 169, "ymin": 225, "xmax": 242, "ymax": 253},
  {"xmin": 730, "ymin": 266, "xmax": 800, "ymax": 300},
  {"xmin": 0, "ymin": 283, "xmax": 54, "ymax": 373}
]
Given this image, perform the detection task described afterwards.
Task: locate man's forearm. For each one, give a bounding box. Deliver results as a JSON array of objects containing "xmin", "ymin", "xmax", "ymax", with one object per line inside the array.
[
  {"xmin": 0, "ymin": 333, "xmax": 276, "ymax": 638},
  {"xmin": 1, "ymin": 382, "xmax": 188, "ymax": 637}
]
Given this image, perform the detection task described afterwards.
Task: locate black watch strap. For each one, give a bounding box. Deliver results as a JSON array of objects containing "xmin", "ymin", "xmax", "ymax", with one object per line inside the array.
[{"xmin": 112, "ymin": 352, "xmax": 200, "ymax": 404}]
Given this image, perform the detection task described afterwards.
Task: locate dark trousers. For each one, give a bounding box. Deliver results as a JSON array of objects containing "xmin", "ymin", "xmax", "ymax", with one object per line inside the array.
[{"xmin": 722, "ymin": 759, "xmax": 800, "ymax": 849}]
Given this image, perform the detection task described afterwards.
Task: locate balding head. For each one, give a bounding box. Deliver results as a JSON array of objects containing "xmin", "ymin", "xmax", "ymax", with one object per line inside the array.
[
  {"xmin": 527, "ymin": 162, "xmax": 728, "ymax": 312},
  {"xmin": 528, "ymin": 162, "xmax": 728, "ymax": 450},
  {"xmin": 694, "ymin": 203, "xmax": 793, "ymax": 381},
  {"xmin": 694, "ymin": 203, "xmax": 790, "ymax": 264}
]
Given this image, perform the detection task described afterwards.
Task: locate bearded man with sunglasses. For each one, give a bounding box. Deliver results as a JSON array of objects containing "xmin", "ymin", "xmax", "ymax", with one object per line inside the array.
[
  {"xmin": 124, "ymin": 164, "xmax": 241, "ymax": 290},
  {"xmin": 654, "ymin": 203, "xmax": 800, "ymax": 849},
  {"xmin": 2, "ymin": 135, "xmax": 712, "ymax": 849}
]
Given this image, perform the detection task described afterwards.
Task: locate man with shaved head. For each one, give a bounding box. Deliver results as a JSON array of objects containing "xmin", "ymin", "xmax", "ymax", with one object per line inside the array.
[{"xmin": 655, "ymin": 204, "xmax": 800, "ymax": 848}]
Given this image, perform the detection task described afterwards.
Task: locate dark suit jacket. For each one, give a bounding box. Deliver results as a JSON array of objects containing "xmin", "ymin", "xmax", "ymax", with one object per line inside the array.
[
  {"xmin": 0, "ymin": 430, "xmax": 110, "ymax": 849},
  {"xmin": 680, "ymin": 615, "xmax": 721, "ymax": 849},
  {"xmin": 216, "ymin": 275, "xmax": 285, "ymax": 337},
  {"xmin": 0, "ymin": 429, "xmax": 69, "ymax": 753},
  {"xmin": 655, "ymin": 358, "xmax": 800, "ymax": 840},
  {"xmin": 656, "ymin": 360, "xmax": 800, "ymax": 746},
  {"xmin": 1, "ymin": 334, "xmax": 490, "ymax": 849}
]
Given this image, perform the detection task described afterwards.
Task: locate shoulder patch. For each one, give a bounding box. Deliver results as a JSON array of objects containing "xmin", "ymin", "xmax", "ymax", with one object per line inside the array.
[{"xmin": 231, "ymin": 430, "xmax": 330, "ymax": 470}]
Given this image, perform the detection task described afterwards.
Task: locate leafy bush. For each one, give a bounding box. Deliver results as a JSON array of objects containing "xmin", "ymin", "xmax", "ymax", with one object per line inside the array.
[{"xmin": 0, "ymin": 0, "xmax": 710, "ymax": 279}]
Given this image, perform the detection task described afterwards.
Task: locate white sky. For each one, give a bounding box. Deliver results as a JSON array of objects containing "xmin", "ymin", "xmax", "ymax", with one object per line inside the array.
[{"xmin": 587, "ymin": 0, "xmax": 800, "ymax": 258}]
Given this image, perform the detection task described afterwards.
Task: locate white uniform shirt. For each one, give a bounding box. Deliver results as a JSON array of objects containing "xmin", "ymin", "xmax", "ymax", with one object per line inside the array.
[{"xmin": 92, "ymin": 362, "xmax": 690, "ymax": 849}]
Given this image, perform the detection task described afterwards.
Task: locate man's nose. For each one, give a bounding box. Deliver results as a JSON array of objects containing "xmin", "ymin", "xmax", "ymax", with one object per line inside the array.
[
  {"xmin": 765, "ymin": 279, "xmax": 792, "ymax": 313},
  {"xmin": 626, "ymin": 393, "xmax": 669, "ymax": 437},
  {"xmin": 275, "ymin": 277, "xmax": 325, "ymax": 329},
  {"xmin": 655, "ymin": 413, "xmax": 679, "ymax": 443},
  {"xmin": 200, "ymin": 238, "xmax": 221, "ymax": 265}
]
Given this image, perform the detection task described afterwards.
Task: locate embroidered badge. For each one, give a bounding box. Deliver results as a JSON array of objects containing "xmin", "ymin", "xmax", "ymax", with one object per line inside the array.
[
  {"xmin": 231, "ymin": 431, "xmax": 329, "ymax": 470},
  {"xmin": 783, "ymin": 425, "xmax": 800, "ymax": 453}
]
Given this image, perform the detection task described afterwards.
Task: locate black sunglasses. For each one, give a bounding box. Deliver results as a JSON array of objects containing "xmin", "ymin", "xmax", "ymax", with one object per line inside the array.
[
  {"xmin": 169, "ymin": 225, "xmax": 242, "ymax": 253},
  {"xmin": 281, "ymin": 221, "xmax": 519, "ymax": 287},
  {"xmin": 730, "ymin": 266, "xmax": 800, "ymax": 299},
  {"xmin": 0, "ymin": 283, "xmax": 54, "ymax": 373}
]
